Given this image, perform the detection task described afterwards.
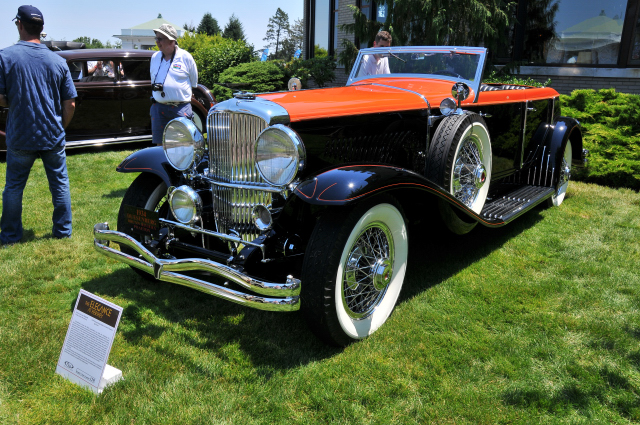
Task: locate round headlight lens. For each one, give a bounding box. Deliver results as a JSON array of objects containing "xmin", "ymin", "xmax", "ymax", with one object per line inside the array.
[
  {"xmin": 169, "ymin": 185, "xmax": 202, "ymax": 225},
  {"xmin": 163, "ymin": 117, "xmax": 205, "ymax": 171},
  {"xmin": 440, "ymin": 97, "xmax": 457, "ymax": 116},
  {"xmin": 255, "ymin": 124, "xmax": 305, "ymax": 186}
]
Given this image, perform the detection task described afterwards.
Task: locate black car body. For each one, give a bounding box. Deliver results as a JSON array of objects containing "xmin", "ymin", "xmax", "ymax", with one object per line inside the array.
[{"xmin": 93, "ymin": 46, "xmax": 588, "ymax": 346}]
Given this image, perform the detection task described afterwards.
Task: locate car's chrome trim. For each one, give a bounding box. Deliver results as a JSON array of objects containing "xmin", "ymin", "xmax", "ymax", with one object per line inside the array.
[
  {"xmin": 202, "ymin": 176, "xmax": 285, "ymax": 193},
  {"xmin": 93, "ymin": 225, "xmax": 301, "ymax": 310},
  {"xmin": 369, "ymin": 83, "xmax": 431, "ymax": 111},
  {"xmin": 65, "ymin": 134, "xmax": 152, "ymax": 148},
  {"xmin": 158, "ymin": 217, "xmax": 266, "ymax": 255},
  {"xmin": 211, "ymin": 97, "xmax": 290, "ymax": 126}
]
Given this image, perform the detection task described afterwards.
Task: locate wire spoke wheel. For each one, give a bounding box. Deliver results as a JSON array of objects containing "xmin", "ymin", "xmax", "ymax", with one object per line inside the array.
[
  {"xmin": 342, "ymin": 222, "xmax": 394, "ymax": 319},
  {"xmin": 452, "ymin": 133, "xmax": 487, "ymax": 208}
]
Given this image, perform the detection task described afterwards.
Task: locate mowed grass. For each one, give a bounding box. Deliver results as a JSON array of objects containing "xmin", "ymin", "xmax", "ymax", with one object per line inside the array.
[{"xmin": 0, "ymin": 148, "xmax": 639, "ymax": 424}]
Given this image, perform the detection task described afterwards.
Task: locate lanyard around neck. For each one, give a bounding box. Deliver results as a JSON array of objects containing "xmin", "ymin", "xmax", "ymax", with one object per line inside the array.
[{"xmin": 153, "ymin": 47, "xmax": 176, "ymax": 86}]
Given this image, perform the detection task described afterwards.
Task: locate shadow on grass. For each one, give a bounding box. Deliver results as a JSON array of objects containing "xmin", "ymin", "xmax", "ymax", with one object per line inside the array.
[
  {"xmin": 401, "ymin": 204, "xmax": 546, "ymax": 302},
  {"xmin": 102, "ymin": 188, "xmax": 128, "ymax": 199},
  {"xmin": 80, "ymin": 203, "xmax": 546, "ymax": 371},
  {"xmin": 81, "ymin": 268, "xmax": 340, "ymax": 371},
  {"xmin": 502, "ymin": 370, "xmax": 640, "ymax": 420}
]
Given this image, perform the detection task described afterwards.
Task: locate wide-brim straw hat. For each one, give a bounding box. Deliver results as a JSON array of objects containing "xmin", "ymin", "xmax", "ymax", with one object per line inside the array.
[{"xmin": 153, "ymin": 23, "xmax": 177, "ymax": 41}]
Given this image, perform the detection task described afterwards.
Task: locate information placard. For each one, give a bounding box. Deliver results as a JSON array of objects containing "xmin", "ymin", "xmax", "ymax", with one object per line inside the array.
[{"xmin": 56, "ymin": 290, "xmax": 123, "ymax": 394}]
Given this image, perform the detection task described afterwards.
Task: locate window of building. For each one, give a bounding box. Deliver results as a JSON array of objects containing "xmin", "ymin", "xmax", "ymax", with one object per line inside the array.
[
  {"xmin": 521, "ymin": 0, "xmax": 628, "ymax": 65},
  {"xmin": 630, "ymin": 7, "xmax": 640, "ymax": 64},
  {"xmin": 314, "ymin": 0, "xmax": 330, "ymax": 57},
  {"xmin": 358, "ymin": 0, "xmax": 388, "ymax": 48}
]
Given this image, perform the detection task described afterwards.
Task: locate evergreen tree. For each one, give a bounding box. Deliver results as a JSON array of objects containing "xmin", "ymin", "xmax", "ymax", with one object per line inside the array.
[
  {"xmin": 183, "ymin": 21, "xmax": 196, "ymax": 33},
  {"xmin": 280, "ymin": 18, "xmax": 304, "ymax": 59},
  {"xmin": 197, "ymin": 12, "xmax": 221, "ymax": 36},
  {"xmin": 263, "ymin": 8, "xmax": 290, "ymax": 59},
  {"xmin": 223, "ymin": 14, "xmax": 246, "ymax": 42}
]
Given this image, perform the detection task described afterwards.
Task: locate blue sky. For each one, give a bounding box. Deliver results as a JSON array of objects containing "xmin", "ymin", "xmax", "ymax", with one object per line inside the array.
[{"xmin": 0, "ymin": 0, "xmax": 303, "ymax": 50}]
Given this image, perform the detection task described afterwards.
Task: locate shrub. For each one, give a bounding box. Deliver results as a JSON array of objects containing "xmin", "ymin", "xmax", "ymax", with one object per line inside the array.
[
  {"xmin": 277, "ymin": 57, "xmax": 336, "ymax": 89},
  {"xmin": 483, "ymin": 70, "xmax": 550, "ymax": 88},
  {"xmin": 188, "ymin": 36, "xmax": 254, "ymax": 92},
  {"xmin": 216, "ymin": 61, "xmax": 286, "ymax": 101},
  {"xmin": 561, "ymin": 89, "xmax": 640, "ymax": 190}
]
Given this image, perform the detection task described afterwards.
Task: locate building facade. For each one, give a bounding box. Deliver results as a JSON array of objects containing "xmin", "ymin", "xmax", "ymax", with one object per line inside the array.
[
  {"xmin": 115, "ymin": 14, "xmax": 184, "ymax": 50},
  {"xmin": 304, "ymin": 0, "xmax": 640, "ymax": 94}
]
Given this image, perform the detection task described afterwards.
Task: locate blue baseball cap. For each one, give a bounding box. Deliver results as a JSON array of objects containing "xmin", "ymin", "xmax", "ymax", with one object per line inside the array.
[{"xmin": 13, "ymin": 5, "xmax": 44, "ymax": 25}]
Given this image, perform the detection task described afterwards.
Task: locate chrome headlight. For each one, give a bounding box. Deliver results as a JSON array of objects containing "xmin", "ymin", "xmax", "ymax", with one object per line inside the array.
[
  {"xmin": 163, "ymin": 117, "xmax": 205, "ymax": 171},
  {"xmin": 255, "ymin": 124, "xmax": 305, "ymax": 186},
  {"xmin": 440, "ymin": 97, "xmax": 457, "ymax": 116},
  {"xmin": 168, "ymin": 185, "xmax": 202, "ymax": 225}
]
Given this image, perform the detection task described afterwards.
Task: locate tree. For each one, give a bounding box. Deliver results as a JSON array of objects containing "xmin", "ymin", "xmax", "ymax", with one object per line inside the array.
[
  {"xmin": 222, "ymin": 14, "xmax": 246, "ymax": 42},
  {"xmin": 73, "ymin": 36, "xmax": 104, "ymax": 49},
  {"xmin": 183, "ymin": 21, "xmax": 196, "ymax": 33},
  {"xmin": 197, "ymin": 12, "xmax": 221, "ymax": 36},
  {"xmin": 280, "ymin": 18, "xmax": 304, "ymax": 60},
  {"xmin": 339, "ymin": 0, "xmax": 516, "ymax": 72},
  {"xmin": 263, "ymin": 8, "xmax": 290, "ymax": 59}
]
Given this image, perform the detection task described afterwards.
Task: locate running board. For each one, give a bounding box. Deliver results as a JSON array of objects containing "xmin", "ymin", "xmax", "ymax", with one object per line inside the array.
[{"xmin": 481, "ymin": 186, "xmax": 555, "ymax": 223}]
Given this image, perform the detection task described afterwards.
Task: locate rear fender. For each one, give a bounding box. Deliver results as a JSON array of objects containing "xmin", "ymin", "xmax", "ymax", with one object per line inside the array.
[
  {"xmin": 116, "ymin": 146, "xmax": 181, "ymax": 187},
  {"xmin": 542, "ymin": 117, "xmax": 583, "ymax": 187}
]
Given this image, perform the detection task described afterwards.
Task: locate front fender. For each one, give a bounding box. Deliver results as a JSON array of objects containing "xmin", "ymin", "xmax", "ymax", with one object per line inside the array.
[
  {"xmin": 293, "ymin": 164, "xmax": 438, "ymax": 206},
  {"xmin": 116, "ymin": 146, "xmax": 180, "ymax": 187}
]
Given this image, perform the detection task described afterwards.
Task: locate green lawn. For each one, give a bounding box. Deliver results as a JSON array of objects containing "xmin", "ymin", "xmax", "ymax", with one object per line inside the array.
[{"xmin": 0, "ymin": 149, "xmax": 639, "ymax": 424}]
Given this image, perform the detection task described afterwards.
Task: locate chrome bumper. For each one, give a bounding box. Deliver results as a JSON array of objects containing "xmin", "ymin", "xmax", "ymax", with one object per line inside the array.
[{"xmin": 93, "ymin": 223, "xmax": 300, "ymax": 312}]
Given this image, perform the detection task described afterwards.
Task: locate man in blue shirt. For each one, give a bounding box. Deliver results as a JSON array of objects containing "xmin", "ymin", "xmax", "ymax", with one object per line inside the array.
[{"xmin": 0, "ymin": 5, "xmax": 77, "ymax": 245}]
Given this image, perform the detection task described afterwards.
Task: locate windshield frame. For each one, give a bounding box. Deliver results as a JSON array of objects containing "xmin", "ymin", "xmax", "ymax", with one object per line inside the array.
[{"xmin": 347, "ymin": 46, "xmax": 488, "ymax": 103}]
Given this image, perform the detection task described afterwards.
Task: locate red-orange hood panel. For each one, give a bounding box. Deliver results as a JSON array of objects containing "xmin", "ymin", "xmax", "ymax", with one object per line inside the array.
[{"xmin": 257, "ymin": 78, "xmax": 560, "ymax": 122}]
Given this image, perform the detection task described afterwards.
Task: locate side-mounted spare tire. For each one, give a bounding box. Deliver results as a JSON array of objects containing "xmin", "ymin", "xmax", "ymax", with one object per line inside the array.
[{"xmin": 427, "ymin": 112, "xmax": 492, "ymax": 234}]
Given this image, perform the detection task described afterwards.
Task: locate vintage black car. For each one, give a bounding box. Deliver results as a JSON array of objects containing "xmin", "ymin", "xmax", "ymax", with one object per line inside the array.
[
  {"xmin": 0, "ymin": 48, "xmax": 214, "ymax": 151},
  {"xmin": 93, "ymin": 46, "xmax": 587, "ymax": 346}
]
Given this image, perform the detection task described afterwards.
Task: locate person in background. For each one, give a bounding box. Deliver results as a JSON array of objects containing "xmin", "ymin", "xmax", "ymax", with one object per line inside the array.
[
  {"xmin": 358, "ymin": 31, "xmax": 393, "ymax": 77},
  {"xmin": 0, "ymin": 5, "xmax": 77, "ymax": 245},
  {"xmin": 150, "ymin": 23, "xmax": 198, "ymax": 145}
]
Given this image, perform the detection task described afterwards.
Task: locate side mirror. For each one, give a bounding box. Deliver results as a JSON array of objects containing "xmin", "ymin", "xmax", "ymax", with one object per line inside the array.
[{"xmin": 451, "ymin": 82, "xmax": 470, "ymax": 108}]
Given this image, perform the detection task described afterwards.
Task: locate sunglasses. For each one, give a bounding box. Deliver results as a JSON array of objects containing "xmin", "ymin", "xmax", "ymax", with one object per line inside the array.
[{"xmin": 155, "ymin": 37, "xmax": 169, "ymax": 42}]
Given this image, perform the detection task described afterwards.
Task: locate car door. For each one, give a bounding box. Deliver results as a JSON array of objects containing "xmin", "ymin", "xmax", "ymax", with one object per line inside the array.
[
  {"xmin": 117, "ymin": 59, "xmax": 152, "ymax": 135},
  {"xmin": 65, "ymin": 59, "xmax": 121, "ymax": 141}
]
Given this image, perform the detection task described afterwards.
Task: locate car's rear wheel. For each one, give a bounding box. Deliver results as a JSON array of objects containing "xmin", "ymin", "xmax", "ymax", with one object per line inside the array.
[
  {"xmin": 117, "ymin": 173, "xmax": 168, "ymax": 280},
  {"xmin": 548, "ymin": 140, "xmax": 572, "ymax": 207},
  {"xmin": 427, "ymin": 112, "xmax": 492, "ymax": 233},
  {"xmin": 301, "ymin": 197, "xmax": 408, "ymax": 346}
]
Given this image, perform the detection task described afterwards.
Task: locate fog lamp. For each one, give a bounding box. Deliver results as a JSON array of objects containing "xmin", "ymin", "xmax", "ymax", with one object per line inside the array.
[{"xmin": 169, "ymin": 186, "xmax": 202, "ymax": 225}]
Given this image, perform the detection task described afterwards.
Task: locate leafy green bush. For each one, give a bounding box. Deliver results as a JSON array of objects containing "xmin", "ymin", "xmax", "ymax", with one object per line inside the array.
[
  {"xmin": 561, "ymin": 89, "xmax": 640, "ymax": 190},
  {"xmin": 215, "ymin": 61, "xmax": 286, "ymax": 101},
  {"xmin": 483, "ymin": 70, "xmax": 550, "ymax": 88},
  {"xmin": 276, "ymin": 57, "xmax": 336, "ymax": 89},
  {"xmin": 186, "ymin": 35, "xmax": 254, "ymax": 95}
]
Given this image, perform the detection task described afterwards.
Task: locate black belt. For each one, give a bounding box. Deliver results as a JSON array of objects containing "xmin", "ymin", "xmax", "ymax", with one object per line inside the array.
[{"xmin": 159, "ymin": 101, "xmax": 188, "ymax": 107}]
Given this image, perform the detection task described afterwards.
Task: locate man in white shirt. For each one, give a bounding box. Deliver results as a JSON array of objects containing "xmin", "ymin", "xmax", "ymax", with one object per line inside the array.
[
  {"xmin": 358, "ymin": 31, "xmax": 392, "ymax": 77},
  {"xmin": 150, "ymin": 23, "xmax": 198, "ymax": 145}
]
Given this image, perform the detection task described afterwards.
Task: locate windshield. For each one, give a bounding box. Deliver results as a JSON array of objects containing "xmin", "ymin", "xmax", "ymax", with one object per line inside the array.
[{"xmin": 354, "ymin": 50, "xmax": 481, "ymax": 82}]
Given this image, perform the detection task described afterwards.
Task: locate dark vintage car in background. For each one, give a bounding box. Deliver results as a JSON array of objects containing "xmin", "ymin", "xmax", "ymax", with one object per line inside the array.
[
  {"xmin": 0, "ymin": 48, "xmax": 215, "ymax": 151},
  {"xmin": 93, "ymin": 46, "xmax": 588, "ymax": 346}
]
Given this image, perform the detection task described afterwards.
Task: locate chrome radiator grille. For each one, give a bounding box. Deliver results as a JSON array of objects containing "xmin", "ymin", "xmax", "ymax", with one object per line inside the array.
[{"xmin": 207, "ymin": 111, "xmax": 272, "ymax": 241}]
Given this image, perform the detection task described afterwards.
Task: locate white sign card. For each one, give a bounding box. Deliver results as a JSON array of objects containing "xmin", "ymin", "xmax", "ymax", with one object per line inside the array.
[{"xmin": 56, "ymin": 289, "xmax": 123, "ymax": 394}]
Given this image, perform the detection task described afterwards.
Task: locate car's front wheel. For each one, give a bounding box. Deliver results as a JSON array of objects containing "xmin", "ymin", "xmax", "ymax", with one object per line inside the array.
[
  {"xmin": 117, "ymin": 173, "xmax": 168, "ymax": 280},
  {"xmin": 301, "ymin": 197, "xmax": 408, "ymax": 346}
]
